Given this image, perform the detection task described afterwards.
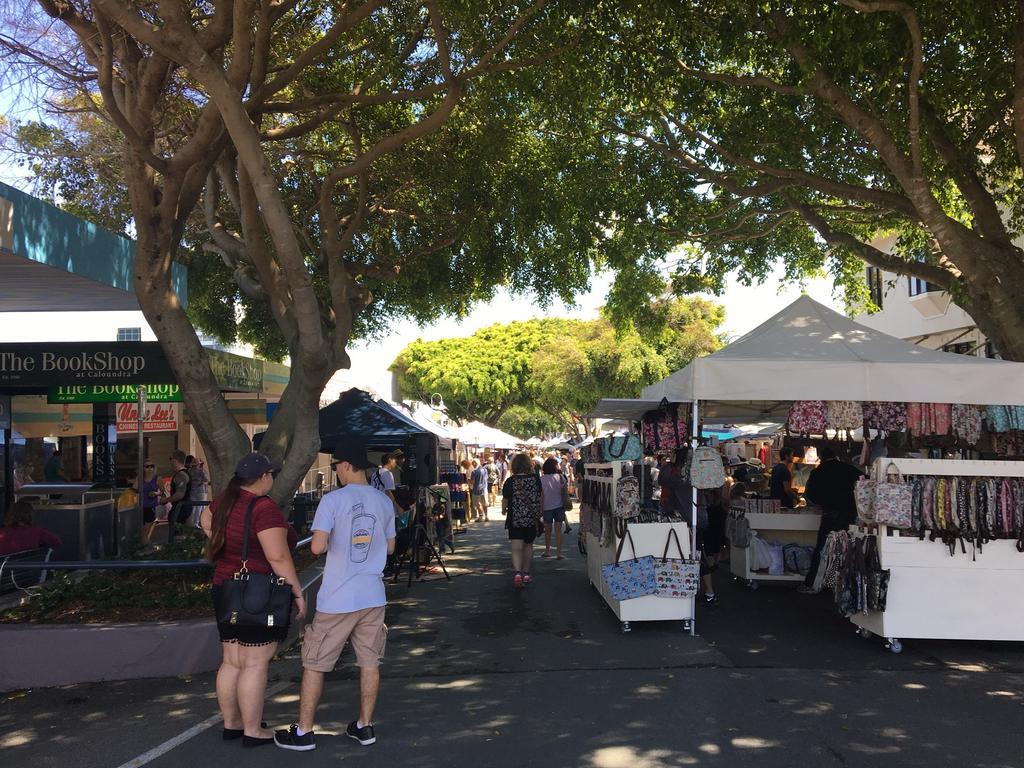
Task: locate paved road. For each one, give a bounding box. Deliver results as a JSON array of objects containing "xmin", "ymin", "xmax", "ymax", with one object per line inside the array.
[{"xmin": 3, "ymin": 509, "xmax": 1024, "ymax": 768}]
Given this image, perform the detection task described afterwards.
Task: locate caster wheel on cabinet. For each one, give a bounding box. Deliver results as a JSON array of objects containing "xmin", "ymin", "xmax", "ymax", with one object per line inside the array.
[
  {"xmin": 747, "ymin": 580, "xmax": 759, "ymax": 591},
  {"xmin": 621, "ymin": 621, "xmax": 632, "ymax": 633},
  {"xmin": 885, "ymin": 638, "xmax": 903, "ymax": 654},
  {"xmin": 681, "ymin": 620, "xmax": 692, "ymax": 632},
  {"xmin": 857, "ymin": 627, "xmax": 873, "ymax": 640}
]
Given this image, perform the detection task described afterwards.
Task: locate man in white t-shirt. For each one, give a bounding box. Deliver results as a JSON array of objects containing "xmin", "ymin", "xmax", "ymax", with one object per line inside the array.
[{"xmin": 275, "ymin": 439, "xmax": 396, "ymax": 753}]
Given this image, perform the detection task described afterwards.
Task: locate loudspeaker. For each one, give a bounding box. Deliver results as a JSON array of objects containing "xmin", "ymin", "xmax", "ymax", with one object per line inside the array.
[{"xmin": 412, "ymin": 434, "xmax": 437, "ymax": 486}]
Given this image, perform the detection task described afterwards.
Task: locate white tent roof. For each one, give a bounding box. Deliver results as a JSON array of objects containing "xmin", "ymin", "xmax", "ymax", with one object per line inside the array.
[
  {"xmin": 637, "ymin": 295, "xmax": 1024, "ymax": 407},
  {"xmin": 453, "ymin": 421, "xmax": 524, "ymax": 449},
  {"xmin": 588, "ymin": 296, "xmax": 1024, "ymax": 420}
]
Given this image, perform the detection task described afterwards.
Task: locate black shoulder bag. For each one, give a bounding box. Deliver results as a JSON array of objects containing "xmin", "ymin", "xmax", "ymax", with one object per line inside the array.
[{"xmin": 215, "ymin": 499, "xmax": 294, "ymax": 629}]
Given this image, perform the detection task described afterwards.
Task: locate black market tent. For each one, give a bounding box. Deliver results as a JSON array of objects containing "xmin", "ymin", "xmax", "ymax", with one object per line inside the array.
[{"xmin": 319, "ymin": 388, "xmax": 439, "ymax": 453}]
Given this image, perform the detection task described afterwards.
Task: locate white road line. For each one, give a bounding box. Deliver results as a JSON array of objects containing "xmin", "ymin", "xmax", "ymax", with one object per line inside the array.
[{"xmin": 113, "ymin": 680, "xmax": 292, "ymax": 768}]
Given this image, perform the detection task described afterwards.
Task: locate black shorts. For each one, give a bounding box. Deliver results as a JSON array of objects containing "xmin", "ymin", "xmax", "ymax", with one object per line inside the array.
[
  {"xmin": 143, "ymin": 507, "xmax": 157, "ymax": 523},
  {"xmin": 211, "ymin": 586, "xmax": 289, "ymax": 646},
  {"xmin": 507, "ymin": 524, "xmax": 538, "ymax": 543}
]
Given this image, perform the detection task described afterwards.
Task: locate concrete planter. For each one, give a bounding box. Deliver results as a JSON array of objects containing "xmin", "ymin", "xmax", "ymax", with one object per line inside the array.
[{"xmin": 0, "ymin": 564, "xmax": 323, "ymax": 692}]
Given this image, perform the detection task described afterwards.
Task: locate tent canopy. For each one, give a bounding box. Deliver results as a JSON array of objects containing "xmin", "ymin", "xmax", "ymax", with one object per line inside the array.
[
  {"xmin": 637, "ymin": 295, "xmax": 1024, "ymax": 407},
  {"xmin": 319, "ymin": 388, "xmax": 433, "ymax": 453},
  {"xmin": 452, "ymin": 421, "xmax": 523, "ymax": 449}
]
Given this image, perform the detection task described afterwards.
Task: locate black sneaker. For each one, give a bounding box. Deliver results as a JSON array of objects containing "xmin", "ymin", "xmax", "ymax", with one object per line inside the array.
[
  {"xmin": 346, "ymin": 720, "xmax": 376, "ymax": 746},
  {"xmin": 702, "ymin": 593, "xmax": 718, "ymax": 605},
  {"xmin": 274, "ymin": 724, "xmax": 316, "ymax": 752}
]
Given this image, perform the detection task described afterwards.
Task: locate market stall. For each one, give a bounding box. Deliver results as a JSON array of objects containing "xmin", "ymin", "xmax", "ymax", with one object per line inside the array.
[
  {"xmin": 592, "ymin": 296, "xmax": 1024, "ymax": 649},
  {"xmin": 577, "ymin": 429, "xmax": 696, "ymax": 633}
]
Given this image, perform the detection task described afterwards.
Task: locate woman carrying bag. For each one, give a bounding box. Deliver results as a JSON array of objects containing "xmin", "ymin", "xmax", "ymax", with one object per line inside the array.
[{"xmin": 201, "ymin": 453, "xmax": 305, "ymax": 748}]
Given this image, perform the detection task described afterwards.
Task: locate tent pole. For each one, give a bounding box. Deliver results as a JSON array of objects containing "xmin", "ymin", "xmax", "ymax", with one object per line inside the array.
[{"xmin": 690, "ymin": 398, "xmax": 698, "ymax": 638}]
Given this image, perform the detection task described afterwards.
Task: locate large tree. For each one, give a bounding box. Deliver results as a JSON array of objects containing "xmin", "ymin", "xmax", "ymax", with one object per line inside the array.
[
  {"xmin": 593, "ymin": 0, "xmax": 1024, "ymax": 360},
  {"xmin": 392, "ymin": 297, "xmax": 724, "ymax": 435},
  {"xmin": 0, "ymin": 0, "xmax": 678, "ymax": 499}
]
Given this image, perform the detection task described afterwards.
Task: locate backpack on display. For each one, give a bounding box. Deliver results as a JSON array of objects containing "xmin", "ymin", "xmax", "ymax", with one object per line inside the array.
[
  {"xmin": 689, "ymin": 447, "xmax": 725, "ymax": 490},
  {"xmin": 614, "ymin": 475, "xmax": 641, "ymax": 520},
  {"xmin": 600, "ymin": 434, "xmax": 642, "ymax": 462},
  {"xmin": 642, "ymin": 405, "xmax": 688, "ymax": 454}
]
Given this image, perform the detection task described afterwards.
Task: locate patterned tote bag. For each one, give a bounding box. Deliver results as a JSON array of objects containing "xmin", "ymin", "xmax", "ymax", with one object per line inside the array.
[
  {"xmin": 601, "ymin": 527, "xmax": 657, "ymax": 601},
  {"xmin": 873, "ymin": 462, "xmax": 912, "ymax": 529},
  {"xmin": 654, "ymin": 526, "xmax": 700, "ymax": 598}
]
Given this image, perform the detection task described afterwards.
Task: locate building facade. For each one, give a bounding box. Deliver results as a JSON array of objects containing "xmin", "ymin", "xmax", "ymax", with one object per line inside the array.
[{"xmin": 855, "ymin": 234, "xmax": 996, "ymax": 358}]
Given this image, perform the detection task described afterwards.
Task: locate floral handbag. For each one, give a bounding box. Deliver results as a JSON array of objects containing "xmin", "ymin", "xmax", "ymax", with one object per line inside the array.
[
  {"xmin": 863, "ymin": 402, "xmax": 907, "ymax": 432},
  {"xmin": 601, "ymin": 527, "xmax": 657, "ymax": 601},
  {"xmin": 653, "ymin": 527, "xmax": 699, "ymax": 599},
  {"xmin": 951, "ymin": 404, "xmax": 983, "ymax": 445},
  {"xmin": 642, "ymin": 405, "xmax": 688, "ymax": 453},
  {"xmin": 787, "ymin": 401, "xmax": 827, "ymax": 435},
  {"xmin": 855, "ymin": 476, "xmax": 877, "ymax": 524},
  {"xmin": 873, "ymin": 462, "xmax": 912, "ymax": 529},
  {"xmin": 826, "ymin": 400, "xmax": 862, "ymax": 433}
]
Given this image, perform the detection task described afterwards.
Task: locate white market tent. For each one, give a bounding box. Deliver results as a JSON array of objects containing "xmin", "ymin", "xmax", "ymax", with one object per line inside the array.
[
  {"xmin": 589, "ymin": 295, "xmax": 1024, "ymax": 421},
  {"xmin": 453, "ymin": 421, "xmax": 523, "ymax": 449}
]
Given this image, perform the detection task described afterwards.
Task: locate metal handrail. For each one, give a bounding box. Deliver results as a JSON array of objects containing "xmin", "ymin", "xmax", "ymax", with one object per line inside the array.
[{"xmin": 2, "ymin": 535, "xmax": 316, "ymax": 573}]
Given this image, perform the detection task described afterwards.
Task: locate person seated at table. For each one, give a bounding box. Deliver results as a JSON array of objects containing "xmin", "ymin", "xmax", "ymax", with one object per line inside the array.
[{"xmin": 0, "ymin": 501, "xmax": 62, "ymax": 556}]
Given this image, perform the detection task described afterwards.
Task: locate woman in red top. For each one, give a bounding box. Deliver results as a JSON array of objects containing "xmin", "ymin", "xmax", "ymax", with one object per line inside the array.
[
  {"xmin": 201, "ymin": 452, "xmax": 304, "ymax": 748},
  {"xmin": 0, "ymin": 501, "xmax": 62, "ymax": 556}
]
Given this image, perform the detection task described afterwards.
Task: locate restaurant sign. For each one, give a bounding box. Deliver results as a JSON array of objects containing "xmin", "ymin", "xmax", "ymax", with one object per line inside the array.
[
  {"xmin": 48, "ymin": 384, "xmax": 182, "ymax": 404},
  {"xmin": 0, "ymin": 343, "xmax": 175, "ymax": 387},
  {"xmin": 116, "ymin": 402, "xmax": 179, "ymax": 433}
]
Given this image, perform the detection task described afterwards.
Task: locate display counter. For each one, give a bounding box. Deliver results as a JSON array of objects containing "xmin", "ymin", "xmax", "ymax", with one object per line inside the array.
[
  {"xmin": 849, "ymin": 458, "xmax": 1024, "ymax": 653},
  {"xmin": 730, "ymin": 508, "xmax": 821, "ymax": 588},
  {"xmin": 586, "ymin": 522, "xmax": 694, "ymax": 631}
]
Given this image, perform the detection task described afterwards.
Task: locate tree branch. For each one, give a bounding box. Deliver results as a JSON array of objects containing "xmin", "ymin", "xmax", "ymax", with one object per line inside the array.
[{"xmin": 839, "ymin": 0, "xmax": 924, "ymax": 175}]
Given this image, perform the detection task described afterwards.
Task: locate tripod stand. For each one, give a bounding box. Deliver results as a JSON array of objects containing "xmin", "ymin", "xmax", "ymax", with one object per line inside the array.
[{"xmin": 393, "ymin": 499, "xmax": 450, "ymax": 586}]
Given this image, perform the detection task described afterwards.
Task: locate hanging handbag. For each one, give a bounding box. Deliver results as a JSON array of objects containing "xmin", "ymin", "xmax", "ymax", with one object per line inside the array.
[
  {"xmin": 826, "ymin": 401, "xmax": 862, "ymax": 434},
  {"xmin": 601, "ymin": 527, "xmax": 657, "ymax": 601},
  {"xmin": 214, "ymin": 499, "xmax": 295, "ymax": 629},
  {"xmin": 854, "ymin": 475, "xmax": 877, "ymax": 524},
  {"xmin": 653, "ymin": 527, "xmax": 699, "ymax": 598},
  {"xmin": 786, "ymin": 401, "xmax": 827, "ymax": 435},
  {"xmin": 560, "ymin": 474, "xmax": 574, "ymax": 512},
  {"xmin": 600, "ymin": 434, "xmax": 642, "ymax": 462},
  {"xmin": 642, "ymin": 403, "xmax": 688, "ymax": 453},
  {"xmin": 873, "ymin": 463, "xmax": 912, "ymax": 529}
]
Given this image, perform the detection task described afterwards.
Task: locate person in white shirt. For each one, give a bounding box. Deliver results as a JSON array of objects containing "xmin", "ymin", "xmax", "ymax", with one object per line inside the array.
[
  {"xmin": 369, "ymin": 453, "xmax": 403, "ymax": 518},
  {"xmin": 275, "ymin": 439, "xmax": 396, "ymax": 753}
]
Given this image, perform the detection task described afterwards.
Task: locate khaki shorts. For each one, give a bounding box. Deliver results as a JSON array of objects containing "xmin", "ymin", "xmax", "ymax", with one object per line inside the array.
[{"xmin": 301, "ymin": 607, "xmax": 387, "ymax": 671}]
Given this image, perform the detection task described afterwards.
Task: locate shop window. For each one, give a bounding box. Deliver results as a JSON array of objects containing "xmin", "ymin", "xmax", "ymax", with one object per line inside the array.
[
  {"xmin": 942, "ymin": 342, "xmax": 973, "ymax": 356},
  {"xmin": 116, "ymin": 327, "xmax": 142, "ymax": 342},
  {"xmin": 865, "ymin": 266, "xmax": 884, "ymax": 308},
  {"xmin": 908, "ymin": 276, "xmax": 940, "ymax": 297}
]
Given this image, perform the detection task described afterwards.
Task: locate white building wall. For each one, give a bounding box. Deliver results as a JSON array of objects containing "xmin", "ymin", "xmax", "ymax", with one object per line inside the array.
[{"xmin": 854, "ymin": 235, "xmax": 989, "ymax": 355}]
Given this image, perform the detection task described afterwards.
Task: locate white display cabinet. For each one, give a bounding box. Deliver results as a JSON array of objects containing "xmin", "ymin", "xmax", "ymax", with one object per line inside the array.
[
  {"xmin": 583, "ymin": 462, "xmax": 695, "ymax": 633},
  {"xmin": 850, "ymin": 458, "xmax": 1024, "ymax": 654}
]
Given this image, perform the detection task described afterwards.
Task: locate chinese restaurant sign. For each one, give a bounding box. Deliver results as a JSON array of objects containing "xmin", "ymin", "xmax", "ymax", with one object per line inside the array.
[{"xmin": 116, "ymin": 402, "xmax": 179, "ymax": 433}]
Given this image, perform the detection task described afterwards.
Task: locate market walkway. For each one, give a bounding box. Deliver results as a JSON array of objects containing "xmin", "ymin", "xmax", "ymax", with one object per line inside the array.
[{"xmin": 3, "ymin": 510, "xmax": 1024, "ymax": 768}]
